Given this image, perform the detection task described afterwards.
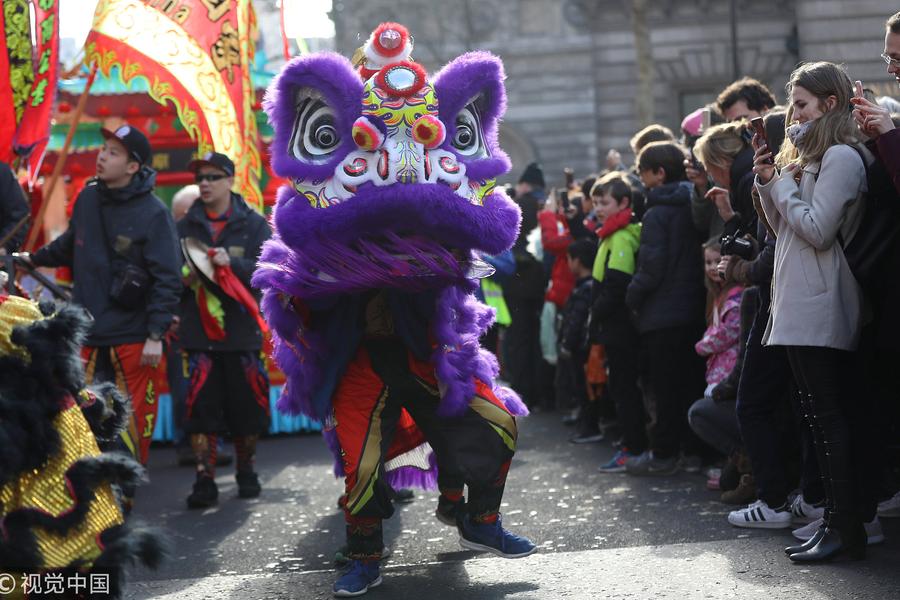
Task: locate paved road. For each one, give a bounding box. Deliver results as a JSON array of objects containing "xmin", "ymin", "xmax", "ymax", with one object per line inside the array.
[{"xmin": 126, "ymin": 412, "xmax": 900, "ymax": 599}]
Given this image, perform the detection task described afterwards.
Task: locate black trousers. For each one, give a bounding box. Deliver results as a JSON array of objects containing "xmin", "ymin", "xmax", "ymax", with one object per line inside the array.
[
  {"xmin": 505, "ymin": 298, "xmax": 543, "ymax": 408},
  {"xmin": 183, "ymin": 351, "xmax": 270, "ymax": 436},
  {"xmin": 736, "ymin": 290, "xmax": 822, "ymax": 507},
  {"xmin": 641, "ymin": 325, "xmax": 706, "ymax": 460},
  {"xmin": 786, "ymin": 345, "xmax": 877, "ymax": 523},
  {"xmin": 605, "ymin": 341, "xmax": 647, "ymax": 454}
]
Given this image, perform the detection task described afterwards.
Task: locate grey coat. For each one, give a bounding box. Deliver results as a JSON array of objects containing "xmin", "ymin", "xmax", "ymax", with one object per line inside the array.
[{"xmin": 755, "ymin": 144, "xmax": 868, "ymax": 351}]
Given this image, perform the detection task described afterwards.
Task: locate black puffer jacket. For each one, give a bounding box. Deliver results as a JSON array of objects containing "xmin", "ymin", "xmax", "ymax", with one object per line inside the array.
[
  {"xmin": 31, "ymin": 169, "xmax": 181, "ymax": 345},
  {"xmin": 177, "ymin": 193, "xmax": 272, "ymax": 352},
  {"xmin": 625, "ymin": 181, "xmax": 705, "ymax": 334},
  {"xmin": 559, "ymin": 275, "xmax": 592, "ymax": 357}
]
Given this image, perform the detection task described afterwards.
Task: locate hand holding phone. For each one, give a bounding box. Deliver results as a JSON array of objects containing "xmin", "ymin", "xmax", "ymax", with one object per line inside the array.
[{"xmin": 750, "ymin": 117, "xmax": 773, "ymax": 165}]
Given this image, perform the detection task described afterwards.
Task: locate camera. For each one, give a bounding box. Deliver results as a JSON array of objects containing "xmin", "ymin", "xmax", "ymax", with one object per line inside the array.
[{"xmin": 721, "ymin": 234, "xmax": 754, "ymax": 260}]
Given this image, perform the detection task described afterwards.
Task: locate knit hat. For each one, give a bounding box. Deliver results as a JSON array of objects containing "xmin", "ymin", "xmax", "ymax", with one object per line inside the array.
[
  {"xmin": 681, "ymin": 107, "xmax": 705, "ymax": 138},
  {"xmin": 518, "ymin": 162, "xmax": 545, "ymax": 188}
]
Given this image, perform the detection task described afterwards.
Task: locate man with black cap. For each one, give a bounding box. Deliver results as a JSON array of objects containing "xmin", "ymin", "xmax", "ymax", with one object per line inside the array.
[
  {"xmin": 504, "ymin": 162, "xmax": 550, "ymax": 411},
  {"xmin": 177, "ymin": 151, "xmax": 272, "ymax": 508},
  {"xmin": 20, "ymin": 124, "xmax": 181, "ymax": 471}
]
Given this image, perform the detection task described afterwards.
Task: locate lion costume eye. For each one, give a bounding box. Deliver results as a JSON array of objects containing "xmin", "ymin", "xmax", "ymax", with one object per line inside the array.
[
  {"xmin": 451, "ymin": 105, "xmax": 487, "ymax": 158},
  {"xmin": 290, "ymin": 89, "xmax": 341, "ymax": 161}
]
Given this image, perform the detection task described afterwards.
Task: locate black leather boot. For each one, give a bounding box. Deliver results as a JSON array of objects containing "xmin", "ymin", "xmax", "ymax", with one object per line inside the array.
[
  {"xmin": 785, "ymin": 521, "xmax": 827, "ymax": 555},
  {"xmin": 788, "ymin": 516, "xmax": 865, "ymax": 562}
]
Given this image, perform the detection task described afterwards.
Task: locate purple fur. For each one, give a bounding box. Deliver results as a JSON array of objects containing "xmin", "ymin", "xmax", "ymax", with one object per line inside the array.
[
  {"xmin": 263, "ymin": 53, "xmax": 364, "ymax": 182},
  {"xmin": 259, "ymin": 287, "xmax": 324, "ymax": 418},
  {"xmin": 433, "ymin": 52, "xmax": 510, "ymax": 180},
  {"xmin": 385, "ymin": 452, "xmax": 439, "ymax": 491},
  {"xmin": 272, "ymin": 185, "xmax": 521, "ymax": 260},
  {"xmin": 260, "ymin": 232, "xmax": 467, "ymax": 298},
  {"xmin": 493, "ymin": 385, "xmax": 529, "ymax": 417}
]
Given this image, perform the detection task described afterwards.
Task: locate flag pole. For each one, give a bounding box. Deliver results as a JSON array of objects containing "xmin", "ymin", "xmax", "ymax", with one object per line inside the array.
[
  {"xmin": 279, "ymin": 0, "xmax": 291, "ymax": 60},
  {"xmin": 24, "ymin": 62, "xmax": 98, "ymax": 251}
]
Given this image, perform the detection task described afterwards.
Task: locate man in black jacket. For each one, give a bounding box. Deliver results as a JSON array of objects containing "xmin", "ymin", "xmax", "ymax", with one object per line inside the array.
[
  {"xmin": 22, "ymin": 125, "xmax": 181, "ymax": 467},
  {"xmin": 0, "ymin": 161, "xmax": 29, "ymax": 254},
  {"xmin": 504, "ymin": 163, "xmax": 549, "ymax": 410},
  {"xmin": 177, "ymin": 152, "xmax": 272, "ymax": 508}
]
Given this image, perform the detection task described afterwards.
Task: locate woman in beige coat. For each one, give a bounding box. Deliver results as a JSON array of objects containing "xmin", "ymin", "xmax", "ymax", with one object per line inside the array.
[{"xmin": 752, "ymin": 61, "xmax": 872, "ymax": 563}]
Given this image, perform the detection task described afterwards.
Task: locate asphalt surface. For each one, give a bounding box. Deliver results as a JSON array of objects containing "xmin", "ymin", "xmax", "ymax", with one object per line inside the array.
[{"xmin": 126, "ymin": 412, "xmax": 900, "ymax": 600}]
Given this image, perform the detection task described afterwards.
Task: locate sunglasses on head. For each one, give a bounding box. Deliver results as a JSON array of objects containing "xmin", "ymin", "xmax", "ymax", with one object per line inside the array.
[{"xmin": 195, "ymin": 173, "xmax": 229, "ymax": 183}]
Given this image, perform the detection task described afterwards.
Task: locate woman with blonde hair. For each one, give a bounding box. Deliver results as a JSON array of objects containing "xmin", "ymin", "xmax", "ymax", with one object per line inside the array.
[
  {"xmin": 752, "ymin": 61, "xmax": 875, "ymax": 562},
  {"xmin": 693, "ymin": 120, "xmax": 758, "ymax": 238}
]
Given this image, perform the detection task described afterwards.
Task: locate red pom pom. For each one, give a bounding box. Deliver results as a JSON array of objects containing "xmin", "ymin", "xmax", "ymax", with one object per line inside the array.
[
  {"xmin": 371, "ymin": 22, "xmax": 409, "ymax": 58},
  {"xmin": 411, "ymin": 114, "xmax": 446, "ymax": 149}
]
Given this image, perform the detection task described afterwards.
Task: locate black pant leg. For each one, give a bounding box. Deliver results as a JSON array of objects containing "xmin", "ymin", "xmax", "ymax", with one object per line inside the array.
[
  {"xmin": 735, "ymin": 305, "xmax": 796, "ymax": 507},
  {"xmin": 505, "ymin": 300, "xmax": 541, "ymax": 407},
  {"xmin": 645, "ymin": 326, "xmax": 705, "ymax": 459},
  {"xmin": 786, "ymin": 346, "xmax": 857, "ymax": 521},
  {"xmin": 606, "ymin": 341, "xmax": 648, "ymax": 454}
]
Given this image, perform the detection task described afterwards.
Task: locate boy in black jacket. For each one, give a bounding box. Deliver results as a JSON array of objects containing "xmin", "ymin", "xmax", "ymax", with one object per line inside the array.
[
  {"xmin": 625, "ymin": 141, "xmax": 706, "ymax": 476},
  {"xmin": 590, "ymin": 173, "xmax": 648, "ymax": 472},
  {"xmin": 559, "ymin": 239, "xmax": 599, "ymax": 443}
]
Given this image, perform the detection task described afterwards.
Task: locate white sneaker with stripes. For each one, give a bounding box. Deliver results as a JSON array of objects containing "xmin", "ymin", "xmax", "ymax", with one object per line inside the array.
[
  {"xmin": 727, "ymin": 500, "xmax": 792, "ymax": 529},
  {"xmin": 790, "ymin": 494, "xmax": 826, "ymax": 524}
]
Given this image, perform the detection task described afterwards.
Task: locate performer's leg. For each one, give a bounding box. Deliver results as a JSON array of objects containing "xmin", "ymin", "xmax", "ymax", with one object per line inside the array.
[
  {"xmin": 111, "ymin": 343, "xmax": 162, "ymax": 465},
  {"xmin": 221, "ymin": 351, "xmax": 270, "ymax": 498},
  {"xmin": 399, "ymin": 357, "xmax": 534, "ymax": 556},
  {"xmin": 183, "ymin": 352, "xmax": 228, "ymax": 508},
  {"xmin": 436, "ymin": 470, "xmax": 467, "ymax": 526},
  {"xmin": 190, "ymin": 433, "xmax": 219, "ymax": 477},
  {"xmin": 333, "ymin": 344, "xmax": 403, "ymax": 561}
]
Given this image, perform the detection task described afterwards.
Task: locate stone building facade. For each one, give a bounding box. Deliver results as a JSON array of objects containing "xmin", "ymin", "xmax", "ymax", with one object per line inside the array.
[{"xmin": 330, "ymin": 0, "xmax": 899, "ymax": 186}]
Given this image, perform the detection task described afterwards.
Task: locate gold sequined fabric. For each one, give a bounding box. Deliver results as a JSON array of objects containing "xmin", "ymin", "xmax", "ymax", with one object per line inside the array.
[
  {"xmin": 0, "ymin": 403, "xmax": 125, "ymax": 569},
  {"xmin": 0, "ymin": 295, "xmax": 45, "ymax": 360}
]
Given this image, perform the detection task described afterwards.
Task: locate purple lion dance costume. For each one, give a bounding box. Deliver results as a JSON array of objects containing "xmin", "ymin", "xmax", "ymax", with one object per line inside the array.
[{"xmin": 253, "ymin": 22, "xmax": 537, "ymax": 596}]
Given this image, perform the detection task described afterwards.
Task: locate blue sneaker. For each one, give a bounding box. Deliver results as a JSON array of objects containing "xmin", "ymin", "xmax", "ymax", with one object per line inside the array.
[
  {"xmin": 599, "ymin": 448, "xmax": 637, "ymax": 473},
  {"xmin": 333, "ymin": 560, "xmax": 382, "ymax": 597},
  {"xmin": 458, "ymin": 514, "xmax": 537, "ymax": 558}
]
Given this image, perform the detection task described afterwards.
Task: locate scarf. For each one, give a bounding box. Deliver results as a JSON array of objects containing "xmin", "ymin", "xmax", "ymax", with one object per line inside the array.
[
  {"xmin": 595, "ymin": 207, "xmax": 634, "ymax": 240},
  {"xmin": 209, "ymin": 249, "xmax": 272, "ymax": 355}
]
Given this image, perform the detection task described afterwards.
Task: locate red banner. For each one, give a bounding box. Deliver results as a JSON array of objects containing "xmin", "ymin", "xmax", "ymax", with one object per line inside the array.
[
  {"xmin": 84, "ymin": 0, "xmax": 263, "ymax": 211},
  {"xmin": 0, "ymin": 5, "xmax": 15, "ymax": 162},
  {"xmin": 0, "ymin": 1, "xmax": 59, "ymax": 173},
  {"xmin": 15, "ymin": 0, "xmax": 59, "ymax": 176}
]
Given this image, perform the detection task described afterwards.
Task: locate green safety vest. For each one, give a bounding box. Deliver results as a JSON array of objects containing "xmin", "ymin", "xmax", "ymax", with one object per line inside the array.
[{"xmin": 481, "ymin": 278, "xmax": 511, "ymax": 326}]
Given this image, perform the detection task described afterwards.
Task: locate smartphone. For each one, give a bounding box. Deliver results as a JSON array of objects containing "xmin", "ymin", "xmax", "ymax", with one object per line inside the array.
[
  {"xmin": 854, "ymin": 80, "xmax": 864, "ymax": 99},
  {"xmin": 701, "ymin": 107, "xmax": 711, "ymax": 133},
  {"xmin": 689, "ymin": 147, "xmax": 702, "ymax": 171},
  {"xmin": 750, "ymin": 117, "xmax": 773, "ymax": 165}
]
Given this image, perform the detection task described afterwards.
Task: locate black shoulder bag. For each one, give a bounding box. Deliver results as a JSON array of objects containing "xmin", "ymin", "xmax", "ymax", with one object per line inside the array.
[{"xmin": 98, "ymin": 203, "xmax": 151, "ymax": 308}]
